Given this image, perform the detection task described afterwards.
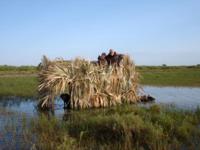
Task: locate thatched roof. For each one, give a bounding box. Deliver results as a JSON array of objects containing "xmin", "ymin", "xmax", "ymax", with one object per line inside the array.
[{"xmin": 38, "ymin": 55, "xmax": 140, "ymax": 109}]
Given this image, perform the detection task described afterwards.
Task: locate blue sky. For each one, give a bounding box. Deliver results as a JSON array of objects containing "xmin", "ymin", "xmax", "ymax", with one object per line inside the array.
[{"xmin": 0, "ymin": 0, "xmax": 199, "ymax": 66}]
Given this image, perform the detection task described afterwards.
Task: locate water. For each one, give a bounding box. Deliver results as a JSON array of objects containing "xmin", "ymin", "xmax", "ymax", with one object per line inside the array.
[
  {"xmin": 0, "ymin": 97, "xmax": 65, "ymax": 118},
  {"xmin": 143, "ymin": 86, "xmax": 200, "ymax": 109},
  {"xmin": 0, "ymin": 86, "xmax": 200, "ymax": 149},
  {"xmin": 0, "ymin": 97, "xmax": 66, "ymax": 149},
  {"xmin": 0, "ymin": 86, "xmax": 200, "ymax": 116}
]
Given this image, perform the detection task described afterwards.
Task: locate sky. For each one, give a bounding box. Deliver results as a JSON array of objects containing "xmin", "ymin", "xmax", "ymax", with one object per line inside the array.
[{"xmin": 0, "ymin": 0, "xmax": 200, "ymax": 66}]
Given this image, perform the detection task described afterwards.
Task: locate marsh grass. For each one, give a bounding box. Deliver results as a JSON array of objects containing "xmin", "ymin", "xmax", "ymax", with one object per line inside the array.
[
  {"xmin": 0, "ymin": 76, "xmax": 38, "ymax": 97},
  {"xmin": 138, "ymin": 66, "xmax": 200, "ymax": 86},
  {"xmin": 64, "ymin": 105, "xmax": 200, "ymax": 149},
  {"xmin": 3, "ymin": 105, "xmax": 198, "ymax": 150}
]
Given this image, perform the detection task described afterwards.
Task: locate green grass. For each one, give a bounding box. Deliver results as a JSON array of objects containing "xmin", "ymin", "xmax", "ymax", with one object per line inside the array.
[
  {"xmin": 3, "ymin": 105, "xmax": 200, "ymax": 149},
  {"xmin": 0, "ymin": 65, "xmax": 37, "ymax": 72},
  {"xmin": 0, "ymin": 65, "xmax": 38, "ymax": 97},
  {"xmin": 0, "ymin": 76, "xmax": 38, "ymax": 97},
  {"xmin": 0, "ymin": 65, "xmax": 38, "ymax": 75},
  {"xmin": 0, "ymin": 65, "xmax": 200, "ymax": 97},
  {"xmin": 137, "ymin": 66, "xmax": 200, "ymax": 86}
]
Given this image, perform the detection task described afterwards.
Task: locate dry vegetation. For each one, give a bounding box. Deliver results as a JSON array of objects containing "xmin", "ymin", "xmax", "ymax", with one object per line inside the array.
[{"xmin": 38, "ymin": 55, "xmax": 140, "ymax": 109}]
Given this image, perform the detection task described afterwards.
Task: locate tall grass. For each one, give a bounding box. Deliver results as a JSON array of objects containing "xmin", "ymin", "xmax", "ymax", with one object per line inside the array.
[
  {"xmin": 38, "ymin": 56, "xmax": 140, "ymax": 109},
  {"xmin": 3, "ymin": 105, "xmax": 200, "ymax": 150}
]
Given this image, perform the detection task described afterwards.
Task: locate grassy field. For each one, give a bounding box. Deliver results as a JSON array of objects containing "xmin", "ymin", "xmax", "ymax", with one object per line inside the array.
[
  {"xmin": 0, "ymin": 65, "xmax": 37, "ymax": 75},
  {"xmin": 3, "ymin": 104, "xmax": 200, "ymax": 149},
  {"xmin": 137, "ymin": 65, "xmax": 200, "ymax": 86},
  {"xmin": 0, "ymin": 65, "xmax": 200, "ymax": 97},
  {"xmin": 0, "ymin": 65, "xmax": 38, "ymax": 97},
  {"xmin": 0, "ymin": 76, "xmax": 38, "ymax": 97}
]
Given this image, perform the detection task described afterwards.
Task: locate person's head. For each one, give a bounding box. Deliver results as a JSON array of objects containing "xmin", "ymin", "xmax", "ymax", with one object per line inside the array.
[
  {"xmin": 109, "ymin": 49, "xmax": 114, "ymax": 56},
  {"xmin": 101, "ymin": 52, "xmax": 106, "ymax": 57}
]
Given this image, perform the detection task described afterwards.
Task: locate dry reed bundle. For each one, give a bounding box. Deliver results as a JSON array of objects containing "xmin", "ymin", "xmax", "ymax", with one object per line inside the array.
[{"xmin": 38, "ymin": 55, "xmax": 140, "ymax": 109}]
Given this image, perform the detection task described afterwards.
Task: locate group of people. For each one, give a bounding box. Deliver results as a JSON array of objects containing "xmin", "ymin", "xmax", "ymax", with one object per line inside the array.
[{"xmin": 97, "ymin": 49, "xmax": 124, "ymax": 66}]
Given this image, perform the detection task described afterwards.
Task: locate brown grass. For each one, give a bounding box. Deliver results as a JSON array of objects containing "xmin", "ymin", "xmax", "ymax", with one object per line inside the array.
[{"xmin": 38, "ymin": 55, "xmax": 140, "ymax": 109}]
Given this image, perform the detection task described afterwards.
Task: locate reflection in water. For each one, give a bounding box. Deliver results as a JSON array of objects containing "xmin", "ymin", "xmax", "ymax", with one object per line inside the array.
[
  {"xmin": 0, "ymin": 97, "xmax": 65, "ymax": 149},
  {"xmin": 0, "ymin": 86, "xmax": 200, "ymax": 118},
  {"xmin": 0, "ymin": 97, "xmax": 30, "ymax": 107},
  {"xmin": 63, "ymin": 109, "xmax": 72, "ymax": 121},
  {"xmin": 36, "ymin": 108, "xmax": 55, "ymax": 120},
  {"xmin": 1, "ymin": 86, "xmax": 200, "ymax": 148},
  {"xmin": 0, "ymin": 97, "xmax": 65, "ymax": 117},
  {"xmin": 0, "ymin": 97, "xmax": 37, "ymax": 117}
]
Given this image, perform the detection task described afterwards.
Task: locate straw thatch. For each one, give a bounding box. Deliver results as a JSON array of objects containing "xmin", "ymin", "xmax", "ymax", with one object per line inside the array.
[{"xmin": 38, "ymin": 55, "xmax": 140, "ymax": 109}]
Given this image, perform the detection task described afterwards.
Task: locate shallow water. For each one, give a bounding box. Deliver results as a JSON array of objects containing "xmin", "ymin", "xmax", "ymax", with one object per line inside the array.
[
  {"xmin": 0, "ymin": 97, "xmax": 66, "ymax": 149},
  {"xmin": 0, "ymin": 86, "xmax": 200, "ymax": 117},
  {"xmin": 143, "ymin": 86, "xmax": 200, "ymax": 109},
  {"xmin": 0, "ymin": 97, "xmax": 64, "ymax": 117},
  {"xmin": 0, "ymin": 86, "xmax": 200, "ymax": 149}
]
